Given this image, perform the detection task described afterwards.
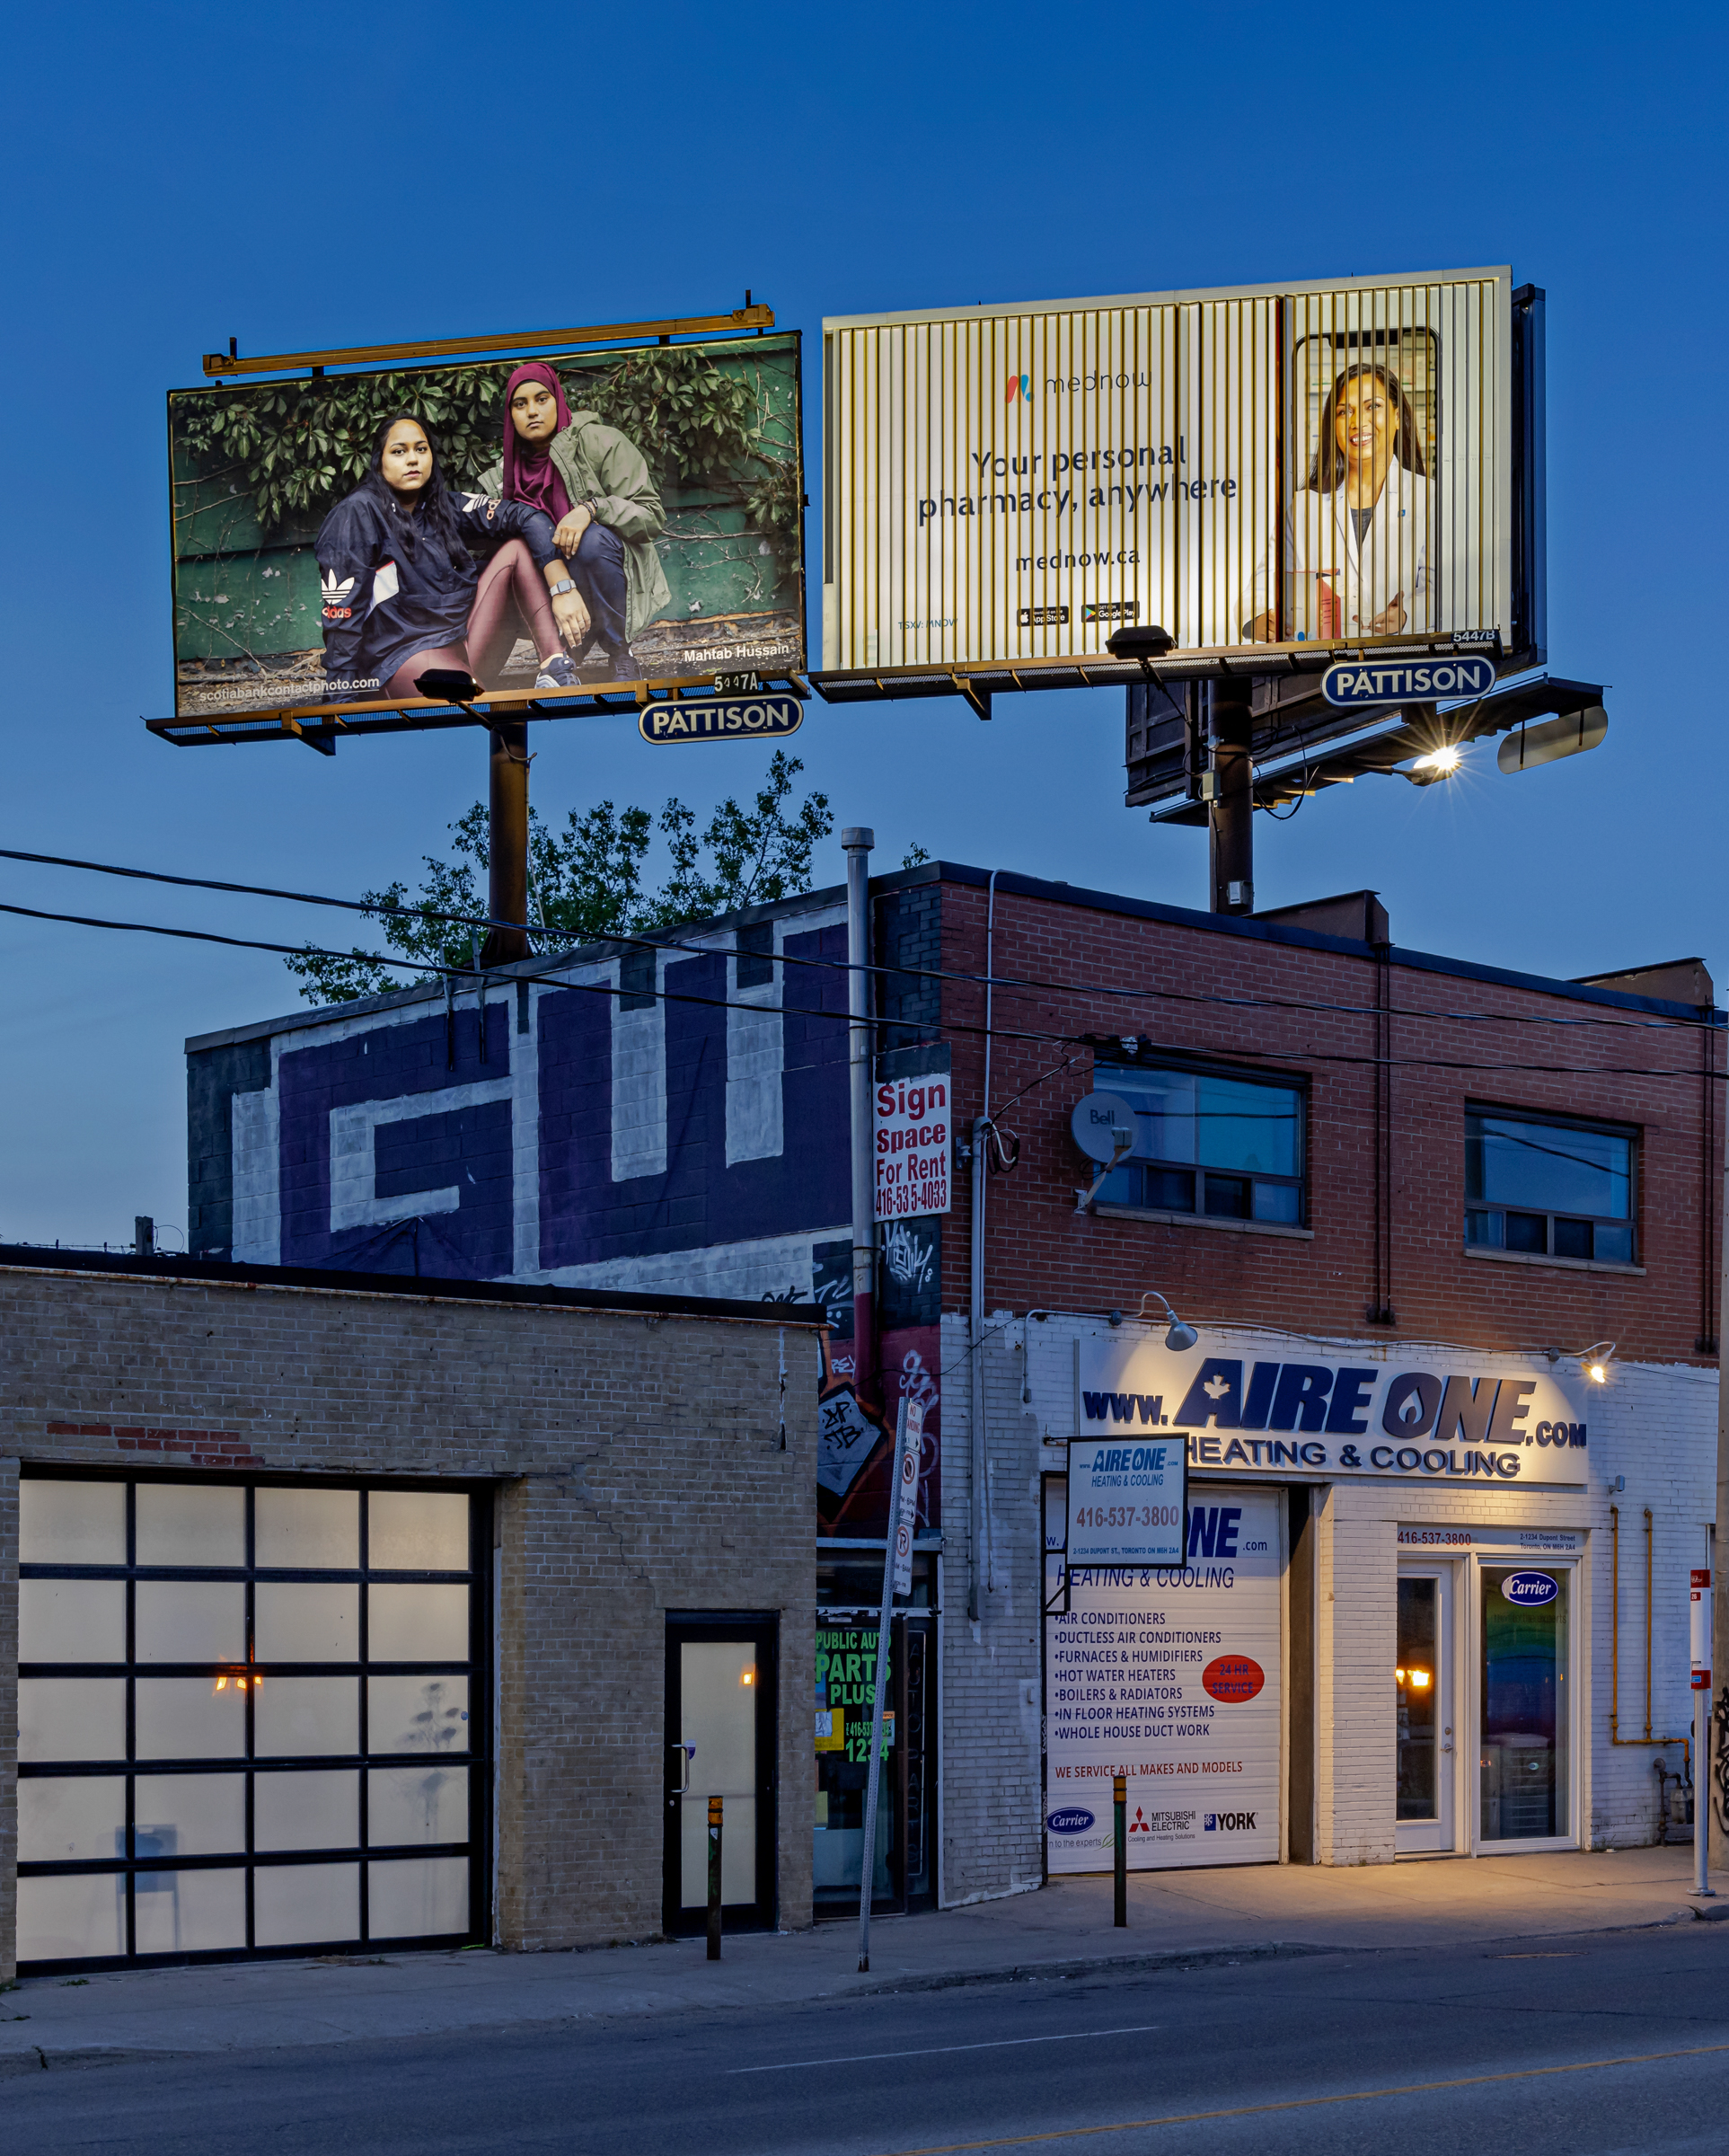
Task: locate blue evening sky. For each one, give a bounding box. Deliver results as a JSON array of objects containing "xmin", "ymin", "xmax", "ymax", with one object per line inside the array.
[{"xmin": 0, "ymin": 0, "xmax": 1721, "ymax": 1245}]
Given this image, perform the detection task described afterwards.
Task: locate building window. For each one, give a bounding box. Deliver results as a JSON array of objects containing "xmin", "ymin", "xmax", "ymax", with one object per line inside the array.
[
  {"xmin": 15, "ymin": 1472, "xmax": 486, "ymax": 1973},
  {"xmin": 1464, "ymin": 1108, "xmax": 1636, "ymax": 1264},
  {"xmin": 1092, "ymin": 1059, "xmax": 1306, "ymax": 1225}
]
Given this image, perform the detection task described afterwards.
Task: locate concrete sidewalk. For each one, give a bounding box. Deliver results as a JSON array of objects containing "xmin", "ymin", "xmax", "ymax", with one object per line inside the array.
[{"xmin": 3, "ymin": 1844, "xmax": 1721, "ymax": 2071}]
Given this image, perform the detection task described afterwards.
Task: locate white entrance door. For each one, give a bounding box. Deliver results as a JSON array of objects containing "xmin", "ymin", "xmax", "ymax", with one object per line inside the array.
[{"xmin": 1396, "ymin": 1566, "xmax": 1456, "ymax": 1854}]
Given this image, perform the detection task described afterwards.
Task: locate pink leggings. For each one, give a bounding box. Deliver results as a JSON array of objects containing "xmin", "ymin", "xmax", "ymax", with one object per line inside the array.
[{"xmin": 389, "ymin": 540, "xmax": 560, "ymax": 698}]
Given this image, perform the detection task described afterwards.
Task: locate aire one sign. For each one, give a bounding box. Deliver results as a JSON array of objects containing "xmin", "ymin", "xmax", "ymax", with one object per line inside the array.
[
  {"xmin": 874, "ymin": 1072, "xmax": 952, "ymax": 1221},
  {"xmin": 1077, "ymin": 1328, "xmax": 1592, "ymax": 1487}
]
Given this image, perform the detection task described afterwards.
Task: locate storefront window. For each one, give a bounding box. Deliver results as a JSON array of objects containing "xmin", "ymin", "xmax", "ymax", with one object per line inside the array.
[
  {"xmin": 814, "ymin": 1581, "xmax": 936, "ymax": 1917},
  {"xmin": 1479, "ymin": 1567, "xmax": 1570, "ymax": 1842}
]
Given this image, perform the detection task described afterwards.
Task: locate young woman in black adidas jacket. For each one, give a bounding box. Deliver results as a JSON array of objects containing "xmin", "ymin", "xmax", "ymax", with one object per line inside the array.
[{"xmin": 316, "ymin": 412, "xmax": 588, "ymax": 701}]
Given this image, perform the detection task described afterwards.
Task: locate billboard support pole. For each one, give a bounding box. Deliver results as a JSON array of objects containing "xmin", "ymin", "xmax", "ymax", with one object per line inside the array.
[
  {"xmin": 482, "ymin": 721, "xmax": 531, "ymax": 968},
  {"xmin": 1207, "ymin": 682, "xmax": 1255, "ymax": 915}
]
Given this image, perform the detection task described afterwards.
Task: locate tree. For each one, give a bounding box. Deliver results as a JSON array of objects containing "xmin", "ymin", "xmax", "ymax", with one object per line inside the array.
[{"xmin": 286, "ymin": 750, "xmax": 834, "ymax": 1005}]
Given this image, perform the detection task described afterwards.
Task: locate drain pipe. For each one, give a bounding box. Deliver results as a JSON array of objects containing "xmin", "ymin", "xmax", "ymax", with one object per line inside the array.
[
  {"xmin": 843, "ymin": 828, "xmax": 878, "ymax": 1408},
  {"xmin": 969, "ymin": 870, "xmax": 1001, "ymax": 1622}
]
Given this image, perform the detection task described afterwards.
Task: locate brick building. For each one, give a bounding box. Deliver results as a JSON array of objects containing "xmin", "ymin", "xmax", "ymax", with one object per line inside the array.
[
  {"xmin": 0, "ymin": 1251, "xmax": 820, "ymax": 1980},
  {"xmin": 178, "ymin": 857, "xmax": 1725, "ymax": 1905}
]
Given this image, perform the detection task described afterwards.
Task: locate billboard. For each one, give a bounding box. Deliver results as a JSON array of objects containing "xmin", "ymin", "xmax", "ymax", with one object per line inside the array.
[
  {"xmin": 168, "ymin": 333, "xmax": 805, "ymax": 721},
  {"xmin": 822, "ymin": 270, "xmax": 1533, "ymax": 672}
]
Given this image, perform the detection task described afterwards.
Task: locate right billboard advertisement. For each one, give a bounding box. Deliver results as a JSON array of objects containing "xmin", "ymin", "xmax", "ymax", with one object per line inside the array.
[{"xmin": 823, "ymin": 269, "xmax": 1528, "ymax": 671}]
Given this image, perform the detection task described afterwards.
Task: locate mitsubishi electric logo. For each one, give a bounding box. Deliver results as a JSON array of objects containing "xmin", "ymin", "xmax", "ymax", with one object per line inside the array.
[{"xmin": 1005, "ymin": 372, "xmax": 1032, "ymax": 404}]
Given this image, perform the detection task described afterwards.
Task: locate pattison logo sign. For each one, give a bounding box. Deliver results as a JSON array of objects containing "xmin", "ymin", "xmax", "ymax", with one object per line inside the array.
[{"xmin": 1076, "ymin": 1332, "xmax": 1592, "ymax": 1486}]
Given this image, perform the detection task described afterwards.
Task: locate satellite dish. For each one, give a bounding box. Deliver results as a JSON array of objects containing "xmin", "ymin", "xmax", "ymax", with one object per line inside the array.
[{"xmin": 1070, "ymin": 1091, "xmax": 1137, "ymax": 1165}]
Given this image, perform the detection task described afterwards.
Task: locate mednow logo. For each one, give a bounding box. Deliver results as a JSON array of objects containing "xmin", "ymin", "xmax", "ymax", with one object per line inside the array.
[
  {"xmin": 1204, "ymin": 1811, "xmax": 1257, "ymax": 1833},
  {"xmin": 1005, "ymin": 373, "xmax": 1032, "ymax": 404}
]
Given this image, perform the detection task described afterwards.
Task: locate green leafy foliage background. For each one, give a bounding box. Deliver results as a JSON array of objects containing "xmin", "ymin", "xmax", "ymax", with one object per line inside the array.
[
  {"xmin": 286, "ymin": 749, "xmax": 834, "ymax": 1005},
  {"xmin": 175, "ymin": 344, "xmax": 799, "ymax": 554}
]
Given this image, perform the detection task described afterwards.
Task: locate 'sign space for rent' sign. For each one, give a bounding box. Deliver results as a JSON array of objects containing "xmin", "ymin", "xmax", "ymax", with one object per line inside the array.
[{"xmin": 874, "ymin": 1065, "xmax": 952, "ymax": 1221}]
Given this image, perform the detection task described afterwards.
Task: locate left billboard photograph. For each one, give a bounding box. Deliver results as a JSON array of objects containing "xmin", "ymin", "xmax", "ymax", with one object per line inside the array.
[{"xmin": 169, "ymin": 332, "xmax": 805, "ymax": 721}]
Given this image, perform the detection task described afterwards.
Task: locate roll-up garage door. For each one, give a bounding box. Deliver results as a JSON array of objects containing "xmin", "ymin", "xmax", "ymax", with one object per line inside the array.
[{"xmin": 15, "ymin": 1473, "xmax": 487, "ymax": 1971}]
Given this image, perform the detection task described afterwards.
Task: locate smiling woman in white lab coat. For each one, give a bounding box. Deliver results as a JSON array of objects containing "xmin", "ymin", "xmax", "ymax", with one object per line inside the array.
[{"xmin": 1245, "ymin": 363, "xmax": 1438, "ymax": 641}]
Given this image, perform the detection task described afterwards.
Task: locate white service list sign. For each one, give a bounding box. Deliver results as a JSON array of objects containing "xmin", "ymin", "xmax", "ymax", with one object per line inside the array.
[{"xmin": 1045, "ymin": 1486, "xmax": 1281, "ymax": 1872}]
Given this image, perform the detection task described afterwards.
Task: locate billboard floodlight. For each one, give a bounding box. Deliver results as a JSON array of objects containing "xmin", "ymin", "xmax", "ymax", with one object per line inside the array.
[{"xmin": 1107, "ymin": 624, "xmax": 1176, "ymax": 663}]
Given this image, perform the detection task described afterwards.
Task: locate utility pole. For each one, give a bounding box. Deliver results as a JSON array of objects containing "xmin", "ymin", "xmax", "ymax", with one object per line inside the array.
[{"xmin": 1207, "ymin": 680, "xmax": 1256, "ymax": 915}]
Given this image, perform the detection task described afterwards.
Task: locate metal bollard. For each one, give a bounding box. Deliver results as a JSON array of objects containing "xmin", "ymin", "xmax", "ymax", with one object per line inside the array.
[
  {"xmin": 707, "ymin": 1794, "xmax": 723, "ymax": 1960},
  {"xmin": 1114, "ymin": 1773, "xmax": 1127, "ymax": 1928}
]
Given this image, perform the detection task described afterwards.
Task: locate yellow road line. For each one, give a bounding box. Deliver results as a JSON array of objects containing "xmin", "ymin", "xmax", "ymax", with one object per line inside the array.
[{"xmin": 868, "ymin": 2038, "xmax": 1729, "ymax": 2154}]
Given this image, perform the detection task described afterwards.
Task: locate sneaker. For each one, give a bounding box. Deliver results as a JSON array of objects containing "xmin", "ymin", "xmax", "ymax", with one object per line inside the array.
[
  {"xmin": 534, "ymin": 653, "xmax": 579, "ymax": 691},
  {"xmin": 609, "ymin": 648, "xmax": 640, "ymax": 683}
]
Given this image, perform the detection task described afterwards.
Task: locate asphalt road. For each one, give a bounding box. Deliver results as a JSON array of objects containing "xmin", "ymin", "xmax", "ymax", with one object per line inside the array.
[{"xmin": 9, "ymin": 1922, "xmax": 1729, "ymax": 2153}]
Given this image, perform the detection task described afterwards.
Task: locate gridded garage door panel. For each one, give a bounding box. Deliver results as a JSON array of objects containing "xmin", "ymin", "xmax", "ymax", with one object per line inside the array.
[{"xmin": 16, "ymin": 1474, "xmax": 488, "ymax": 1971}]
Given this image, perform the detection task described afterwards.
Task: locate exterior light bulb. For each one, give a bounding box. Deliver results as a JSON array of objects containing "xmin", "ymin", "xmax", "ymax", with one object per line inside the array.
[
  {"xmin": 1588, "ymin": 1362, "xmax": 1607, "ymax": 1384},
  {"xmin": 1412, "ymin": 745, "xmax": 1461, "ymax": 777},
  {"xmin": 741, "ymin": 1669, "xmax": 755, "ymax": 1686},
  {"xmin": 1395, "ymin": 1667, "xmax": 1407, "ymax": 1684},
  {"xmin": 1409, "ymin": 1669, "xmax": 1432, "ymax": 1689}
]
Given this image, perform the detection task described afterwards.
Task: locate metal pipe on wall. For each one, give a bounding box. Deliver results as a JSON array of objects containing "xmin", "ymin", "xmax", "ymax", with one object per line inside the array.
[
  {"xmin": 968, "ymin": 871, "xmax": 1001, "ymax": 1624},
  {"xmin": 1607, "ymin": 1501, "xmax": 1691, "ymax": 1783},
  {"xmin": 842, "ymin": 828, "xmax": 878, "ymax": 1407}
]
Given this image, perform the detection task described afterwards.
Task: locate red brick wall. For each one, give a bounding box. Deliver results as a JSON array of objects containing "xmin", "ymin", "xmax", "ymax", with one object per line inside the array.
[{"xmin": 937, "ymin": 879, "xmax": 1722, "ymax": 1364}]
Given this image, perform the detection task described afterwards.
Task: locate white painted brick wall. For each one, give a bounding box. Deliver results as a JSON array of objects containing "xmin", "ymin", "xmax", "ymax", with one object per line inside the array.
[{"xmin": 938, "ymin": 1310, "xmax": 1043, "ymax": 1906}]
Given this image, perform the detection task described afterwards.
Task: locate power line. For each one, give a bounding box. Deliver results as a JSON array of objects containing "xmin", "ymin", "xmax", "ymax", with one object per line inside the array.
[
  {"xmin": 0, "ymin": 896, "xmax": 1722, "ymax": 1086},
  {"xmin": 0, "ymin": 843, "xmax": 1716, "ymax": 1040}
]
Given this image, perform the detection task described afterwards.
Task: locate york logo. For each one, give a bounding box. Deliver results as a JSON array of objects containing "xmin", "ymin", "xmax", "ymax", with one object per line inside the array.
[
  {"xmin": 1204, "ymin": 1811, "xmax": 1256, "ymax": 1832},
  {"xmin": 1005, "ymin": 372, "xmax": 1032, "ymax": 404}
]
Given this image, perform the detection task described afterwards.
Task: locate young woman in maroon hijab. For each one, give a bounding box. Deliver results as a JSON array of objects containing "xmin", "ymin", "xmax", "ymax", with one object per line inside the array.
[{"xmin": 480, "ymin": 361, "xmax": 670, "ymax": 681}]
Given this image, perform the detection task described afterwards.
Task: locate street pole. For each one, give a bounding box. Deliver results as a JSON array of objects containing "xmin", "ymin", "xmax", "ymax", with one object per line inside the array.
[
  {"xmin": 1207, "ymin": 681, "xmax": 1255, "ymax": 916},
  {"xmin": 481, "ymin": 719, "xmax": 530, "ymax": 967},
  {"xmin": 858, "ymin": 1398, "xmax": 909, "ymax": 1973},
  {"xmin": 707, "ymin": 1793, "xmax": 724, "ymax": 1958},
  {"xmin": 1714, "ymin": 1160, "xmax": 1729, "ymax": 1879},
  {"xmin": 1113, "ymin": 1772, "xmax": 1127, "ymax": 1927},
  {"xmin": 843, "ymin": 826, "xmax": 878, "ymax": 1406},
  {"xmin": 1695, "ymin": 1545, "xmax": 1714, "ymax": 1898}
]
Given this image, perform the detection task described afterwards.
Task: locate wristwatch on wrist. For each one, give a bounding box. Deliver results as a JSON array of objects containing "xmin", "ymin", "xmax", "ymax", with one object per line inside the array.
[{"xmin": 548, "ymin": 578, "xmax": 576, "ymax": 597}]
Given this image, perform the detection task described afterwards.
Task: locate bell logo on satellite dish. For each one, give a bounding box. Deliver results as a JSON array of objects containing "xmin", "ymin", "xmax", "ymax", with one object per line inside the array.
[{"xmin": 1070, "ymin": 1091, "xmax": 1136, "ymax": 1165}]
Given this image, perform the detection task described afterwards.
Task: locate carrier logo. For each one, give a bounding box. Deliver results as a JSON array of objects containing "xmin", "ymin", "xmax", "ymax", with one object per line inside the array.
[
  {"xmin": 1501, "ymin": 1570, "xmax": 1559, "ymax": 1607},
  {"xmin": 1046, "ymin": 1807, "xmax": 1095, "ymax": 1834},
  {"xmin": 1006, "ymin": 372, "xmax": 1033, "ymax": 404},
  {"xmin": 1204, "ymin": 1811, "xmax": 1257, "ymax": 1833}
]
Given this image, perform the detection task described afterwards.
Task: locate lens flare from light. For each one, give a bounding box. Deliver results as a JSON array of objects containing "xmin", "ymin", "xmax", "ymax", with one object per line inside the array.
[{"xmin": 1412, "ymin": 745, "xmax": 1462, "ymax": 777}]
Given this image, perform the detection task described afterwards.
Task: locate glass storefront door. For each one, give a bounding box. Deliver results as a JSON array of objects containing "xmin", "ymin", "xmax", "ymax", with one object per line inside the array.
[
  {"xmin": 663, "ymin": 1614, "xmax": 778, "ymax": 1934},
  {"xmin": 1395, "ymin": 1566, "xmax": 1455, "ymax": 1854},
  {"xmin": 1478, "ymin": 1564, "xmax": 1572, "ymax": 1846}
]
